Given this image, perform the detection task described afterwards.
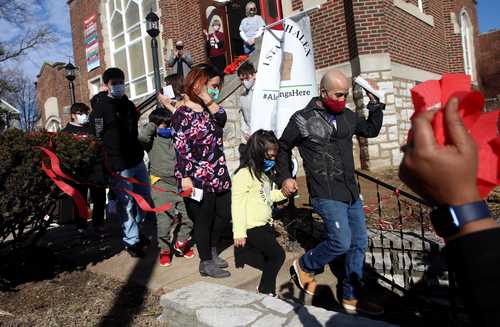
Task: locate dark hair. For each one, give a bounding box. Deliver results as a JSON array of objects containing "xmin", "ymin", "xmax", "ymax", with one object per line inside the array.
[
  {"xmin": 149, "ymin": 108, "xmax": 172, "ymax": 127},
  {"xmin": 102, "ymin": 67, "xmax": 125, "ymax": 84},
  {"xmin": 237, "ymin": 62, "xmax": 256, "ymax": 77},
  {"xmin": 70, "ymin": 102, "xmax": 90, "ymax": 114},
  {"xmin": 164, "ymin": 73, "xmax": 184, "ymax": 97},
  {"xmin": 237, "ymin": 130, "xmax": 279, "ymax": 183},
  {"xmin": 184, "ymin": 64, "xmax": 223, "ymax": 105}
]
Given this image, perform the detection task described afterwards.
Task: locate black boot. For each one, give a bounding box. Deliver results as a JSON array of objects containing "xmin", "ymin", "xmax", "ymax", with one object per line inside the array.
[
  {"xmin": 211, "ymin": 247, "xmax": 229, "ymax": 269},
  {"xmin": 199, "ymin": 260, "xmax": 230, "ymax": 278}
]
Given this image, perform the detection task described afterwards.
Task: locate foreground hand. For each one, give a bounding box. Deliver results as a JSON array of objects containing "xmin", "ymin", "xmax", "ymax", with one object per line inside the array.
[
  {"xmin": 234, "ymin": 238, "xmax": 246, "ymax": 248},
  {"xmin": 203, "ymin": 29, "xmax": 208, "ymax": 37},
  {"xmin": 281, "ymin": 178, "xmax": 298, "ymax": 197},
  {"xmin": 399, "ymin": 98, "xmax": 480, "ymax": 206},
  {"xmin": 181, "ymin": 177, "xmax": 193, "ymax": 192}
]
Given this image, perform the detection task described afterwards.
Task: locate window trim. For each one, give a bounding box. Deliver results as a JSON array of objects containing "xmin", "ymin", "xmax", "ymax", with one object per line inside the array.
[
  {"xmin": 459, "ymin": 9, "xmax": 476, "ymax": 81},
  {"xmin": 106, "ymin": 0, "xmax": 163, "ymax": 100},
  {"xmin": 393, "ymin": 0, "xmax": 434, "ymax": 27},
  {"xmin": 88, "ymin": 76, "xmax": 103, "ymax": 98}
]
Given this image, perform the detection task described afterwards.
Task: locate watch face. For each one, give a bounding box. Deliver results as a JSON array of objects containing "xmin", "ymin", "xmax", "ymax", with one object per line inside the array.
[
  {"xmin": 448, "ymin": 207, "xmax": 460, "ymax": 227},
  {"xmin": 431, "ymin": 207, "xmax": 460, "ymax": 238}
]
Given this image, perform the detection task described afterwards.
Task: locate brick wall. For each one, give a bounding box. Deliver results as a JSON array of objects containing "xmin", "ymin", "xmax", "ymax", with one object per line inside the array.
[
  {"xmin": 478, "ymin": 30, "xmax": 500, "ymax": 98},
  {"xmin": 68, "ymin": 0, "xmax": 106, "ymax": 104},
  {"xmin": 386, "ymin": 0, "xmax": 448, "ymax": 74},
  {"xmin": 159, "ymin": 0, "xmax": 207, "ymax": 71},
  {"xmin": 309, "ymin": 1, "xmax": 350, "ymax": 69},
  {"xmin": 36, "ymin": 63, "xmax": 82, "ymax": 128}
]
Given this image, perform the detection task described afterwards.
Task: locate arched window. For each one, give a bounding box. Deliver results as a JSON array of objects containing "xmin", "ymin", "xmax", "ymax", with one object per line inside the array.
[
  {"xmin": 106, "ymin": 0, "xmax": 163, "ymax": 99},
  {"xmin": 460, "ymin": 9, "xmax": 476, "ymax": 80}
]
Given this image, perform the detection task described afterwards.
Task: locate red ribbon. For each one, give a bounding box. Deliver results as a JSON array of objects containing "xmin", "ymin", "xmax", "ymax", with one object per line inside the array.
[
  {"xmin": 409, "ymin": 73, "xmax": 500, "ymax": 198},
  {"xmin": 36, "ymin": 145, "xmax": 190, "ymax": 215},
  {"xmin": 41, "ymin": 161, "xmax": 90, "ymax": 219}
]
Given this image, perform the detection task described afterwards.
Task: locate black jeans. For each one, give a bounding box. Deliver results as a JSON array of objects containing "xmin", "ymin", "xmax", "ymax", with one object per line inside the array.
[
  {"xmin": 60, "ymin": 185, "xmax": 106, "ymax": 228},
  {"xmin": 184, "ymin": 190, "xmax": 231, "ymax": 261},
  {"xmin": 238, "ymin": 224, "xmax": 286, "ymax": 294}
]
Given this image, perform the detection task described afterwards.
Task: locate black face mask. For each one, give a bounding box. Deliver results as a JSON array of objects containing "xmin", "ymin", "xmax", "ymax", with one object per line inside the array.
[{"xmin": 176, "ymin": 46, "xmax": 183, "ymax": 50}]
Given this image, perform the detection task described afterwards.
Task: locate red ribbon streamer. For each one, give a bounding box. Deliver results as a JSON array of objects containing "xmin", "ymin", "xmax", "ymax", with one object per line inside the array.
[
  {"xmin": 41, "ymin": 161, "xmax": 90, "ymax": 219},
  {"xmin": 36, "ymin": 145, "xmax": 191, "ymax": 214}
]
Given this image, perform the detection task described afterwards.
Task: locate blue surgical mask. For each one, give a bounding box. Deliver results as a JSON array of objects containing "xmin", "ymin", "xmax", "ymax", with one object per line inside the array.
[
  {"xmin": 263, "ymin": 159, "xmax": 276, "ymax": 172},
  {"xmin": 110, "ymin": 84, "xmax": 125, "ymax": 98},
  {"xmin": 157, "ymin": 127, "xmax": 173, "ymax": 139},
  {"xmin": 207, "ymin": 88, "xmax": 220, "ymax": 101}
]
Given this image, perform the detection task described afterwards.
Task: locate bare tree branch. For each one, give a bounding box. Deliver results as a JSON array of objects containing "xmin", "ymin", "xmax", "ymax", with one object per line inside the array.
[{"xmin": 0, "ymin": 27, "xmax": 57, "ymax": 63}]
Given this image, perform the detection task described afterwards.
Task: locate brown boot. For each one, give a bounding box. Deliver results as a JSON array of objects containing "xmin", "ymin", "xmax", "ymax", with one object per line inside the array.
[
  {"xmin": 342, "ymin": 298, "xmax": 384, "ymax": 316},
  {"xmin": 292, "ymin": 259, "xmax": 317, "ymax": 296}
]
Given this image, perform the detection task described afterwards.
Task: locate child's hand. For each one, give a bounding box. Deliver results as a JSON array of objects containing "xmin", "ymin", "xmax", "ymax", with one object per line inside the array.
[{"xmin": 234, "ymin": 238, "xmax": 246, "ymax": 248}]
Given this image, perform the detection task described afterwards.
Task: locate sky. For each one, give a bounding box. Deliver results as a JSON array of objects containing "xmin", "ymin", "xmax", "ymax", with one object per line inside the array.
[
  {"xmin": 477, "ymin": 0, "xmax": 500, "ymax": 33},
  {"xmin": 0, "ymin": 0, "xmax": 73, "ymax": 81},
  {"xmin": 1, "ymin": 0, "xmax": 499, "ymax": 82}
]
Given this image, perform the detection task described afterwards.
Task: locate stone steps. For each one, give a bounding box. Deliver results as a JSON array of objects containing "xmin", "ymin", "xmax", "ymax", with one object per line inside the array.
[{"xmin": 159, "ymin": 282, "xmax": 398, "ymax": 327}]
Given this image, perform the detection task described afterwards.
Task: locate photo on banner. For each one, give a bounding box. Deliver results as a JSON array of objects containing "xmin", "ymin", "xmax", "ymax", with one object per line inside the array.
[{"xmin": 250, "ymin": 15, "xmax": 317, "ymax": 137}]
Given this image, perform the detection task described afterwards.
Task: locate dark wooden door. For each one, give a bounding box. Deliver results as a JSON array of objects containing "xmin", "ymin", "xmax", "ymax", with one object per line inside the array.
[{"xmin": 199, "ymin": 1, "xmax": 232, "ymax": 65}]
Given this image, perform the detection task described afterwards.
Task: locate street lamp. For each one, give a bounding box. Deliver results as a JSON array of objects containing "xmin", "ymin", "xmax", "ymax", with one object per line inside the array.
[
  {"xmin": 64, "ymin": 61, "xmax": 77, "ymax": 105},
  {"xmin": 146, "ymin": 9, "xmax": 162, "ymax": 93}
]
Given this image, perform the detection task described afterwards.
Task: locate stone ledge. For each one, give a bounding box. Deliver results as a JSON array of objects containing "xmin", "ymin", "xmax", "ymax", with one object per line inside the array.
[
  {"xmin": 393, "ymin": 0, "xmax": 434, "ymax": 27},
  {"xmin": 159, "ymin": 281, "xmax": 399, "ymax": 327}
]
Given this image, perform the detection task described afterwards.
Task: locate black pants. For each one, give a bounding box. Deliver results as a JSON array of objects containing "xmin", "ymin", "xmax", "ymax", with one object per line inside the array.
[
  {"xmin": 184, "ymin": 190, "xmax": 231, "ymax": 261},
  {"xmin": 209, "ymin": 55, "xmax": 227, "ymax": 75},
  {"xmin": 60, "ymin": 185, "xmax": 106, "ymax": 228},
  {"xmin": 238, "ymin": 224, "xmax": 286, "ymax": 294}
]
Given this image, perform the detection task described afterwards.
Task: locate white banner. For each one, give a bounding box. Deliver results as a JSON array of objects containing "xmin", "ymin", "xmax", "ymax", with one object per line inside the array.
[{"xmin": 250, "ymin": 16, "xmax": 317, "ymax": 137}]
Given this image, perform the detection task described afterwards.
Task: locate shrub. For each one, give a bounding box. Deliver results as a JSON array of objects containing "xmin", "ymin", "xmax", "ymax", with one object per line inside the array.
[{"xmin": 0, "ymin": 129, "xmax": 102, "ymax": 250}]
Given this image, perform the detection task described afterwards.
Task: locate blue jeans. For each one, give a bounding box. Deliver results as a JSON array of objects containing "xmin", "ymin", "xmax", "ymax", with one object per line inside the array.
[
  {"xmin": 300, "ymin": 197, "xmax": 368, "ymax": 300},
  {"xmin": 111, "ymin": 162, "xmax": 151, "ymax": 246}
]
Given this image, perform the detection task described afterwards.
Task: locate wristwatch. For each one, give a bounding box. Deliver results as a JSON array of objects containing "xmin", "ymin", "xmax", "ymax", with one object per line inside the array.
[{"xmin": 430, "ymin": 201, "xmax": 491, "ymax": 238}]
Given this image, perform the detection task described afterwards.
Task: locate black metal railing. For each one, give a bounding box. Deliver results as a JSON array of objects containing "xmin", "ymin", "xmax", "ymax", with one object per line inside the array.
[{"xmin": 355, "ymin": 170, "xmax": 460, "ymax": 319}]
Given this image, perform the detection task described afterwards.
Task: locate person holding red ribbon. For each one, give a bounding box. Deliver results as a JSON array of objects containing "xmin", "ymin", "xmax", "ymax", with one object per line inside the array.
[
  {"xmin": 90, "ymin": 68, "xmax": 151, "ymax": 258},
  {"xmin": 276, "ymin": 69, "xmax": 385, "ymax": 316}
]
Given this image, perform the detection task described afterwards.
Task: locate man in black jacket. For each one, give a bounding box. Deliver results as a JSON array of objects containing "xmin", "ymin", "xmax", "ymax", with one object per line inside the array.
[
  {"xmin": 90, "ymin": 68, "xmax": 150, "ymax": 257},
  {"xmin": 277, "ymin": 69, "xmax": 384, "ymax": 315}
]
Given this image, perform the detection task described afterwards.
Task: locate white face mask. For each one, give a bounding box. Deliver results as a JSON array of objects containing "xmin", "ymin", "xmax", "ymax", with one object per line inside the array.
[
  {"xmin": 76, "ymin": 113, "xmax": 89, "ymax": 125},
  {"xmin": 213, "ymin": 25, "xmax": 220, "ymax": 32},
  {"xmin": 243, "ymin": 79, "xmax": 255, "ymax": 90}
]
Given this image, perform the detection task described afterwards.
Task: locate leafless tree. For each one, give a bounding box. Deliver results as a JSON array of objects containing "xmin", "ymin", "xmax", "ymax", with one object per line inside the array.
[
  {"xmin": 0, "ymin": 0, "xmax": 57, "ymax": 63},
  {"xmin": 5, "ymin": 74, "xmax": 40, "ymax": 131}
]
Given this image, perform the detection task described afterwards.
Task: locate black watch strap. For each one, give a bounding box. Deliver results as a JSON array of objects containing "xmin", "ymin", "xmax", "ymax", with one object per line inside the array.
[{"xmin": 449, "ymin": 201, "xmax": 491, "ymax": 225}]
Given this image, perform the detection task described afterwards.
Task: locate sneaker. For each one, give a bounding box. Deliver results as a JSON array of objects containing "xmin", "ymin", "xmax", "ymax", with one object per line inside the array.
[
  {"xmin": 342, "ymin": 298, "xmax": 384, "ymax": 316},
  {"xmin": 291, "ymin": 259, "xmax": 317, "ymax": 296},
  {"xmin": 125, "ymin": 243, "xmax": 145, "ymax": 258},
  {"xmin": 159, "ymin": 249, "xmax": 172, "ymax": 267},
  {"xmin": 174, "ymin": 240, "xmax": 196, "ymax": 259}
]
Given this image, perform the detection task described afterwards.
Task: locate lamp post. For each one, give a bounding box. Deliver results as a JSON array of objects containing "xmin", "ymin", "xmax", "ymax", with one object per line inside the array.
[
  {"xmin": 146, "ymin": 10, "xmax": 162, "ymax": 93},
  {"xmin": 64, "ymin": 61, "xmax": 77, "ymax": 105}
]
